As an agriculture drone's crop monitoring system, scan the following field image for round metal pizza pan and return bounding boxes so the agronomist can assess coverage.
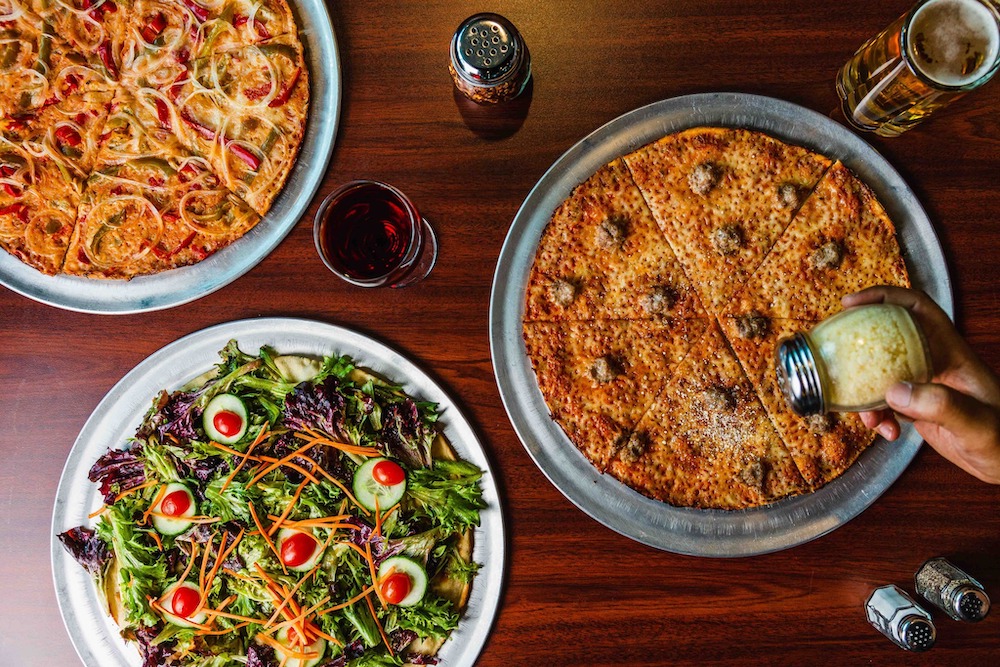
[489,92,953,558]
[0,0,341,314]
[51,318,505,666]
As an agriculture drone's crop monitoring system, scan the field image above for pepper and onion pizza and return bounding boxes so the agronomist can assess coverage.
[0,0,308,278]
[523,127,910,509]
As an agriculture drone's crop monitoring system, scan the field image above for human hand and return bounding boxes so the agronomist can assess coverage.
[843,286,1000,484]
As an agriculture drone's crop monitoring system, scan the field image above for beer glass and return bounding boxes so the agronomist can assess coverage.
[837,0,1000,137]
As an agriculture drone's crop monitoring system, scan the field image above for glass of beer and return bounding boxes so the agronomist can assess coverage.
[837,0,1000,137]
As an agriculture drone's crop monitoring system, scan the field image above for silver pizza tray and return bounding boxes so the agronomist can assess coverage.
[0,0,341,314]
[51,318,505,666]
[489,92,953,557]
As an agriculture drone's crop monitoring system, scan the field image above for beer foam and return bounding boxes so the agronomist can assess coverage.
[907,0,999,86]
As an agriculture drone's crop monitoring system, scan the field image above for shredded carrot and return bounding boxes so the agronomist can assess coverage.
[198,608,271,625]
[88,505,109,519]
[150,598,212,632]
[247,456,320,487]
[176,543,199,587]
[268,479,308,537]
[220,423,269,493]
[113,479,157,503]
[262,566,316,629]
[248,501,286,574]
[140,484,168,525]
[316,471,371,516]
[206,440,251,457]
[202,529,243,600]
[194,621,250,637]
[365,592,394,657]
[256,633,321,661]
[267,595,332,637]
[198,530,218,592]
[365,540,387,608]
[294,427,382,457]
[148,530,164,552]
[316,584,375,614]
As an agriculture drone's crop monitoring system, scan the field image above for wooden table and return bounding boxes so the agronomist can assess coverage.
[3,1,999,664]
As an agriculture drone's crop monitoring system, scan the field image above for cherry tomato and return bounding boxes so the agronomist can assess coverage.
[280,531,317,568]
[213,409,243,437]
[160,489,191,517]
[372,459,405,486]
[380,571,412,605]
[171,585,202,618]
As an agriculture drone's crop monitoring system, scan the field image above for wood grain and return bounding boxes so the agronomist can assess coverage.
[2,1,1000,664]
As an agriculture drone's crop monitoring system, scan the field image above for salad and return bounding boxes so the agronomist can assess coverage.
[59,341,485,667]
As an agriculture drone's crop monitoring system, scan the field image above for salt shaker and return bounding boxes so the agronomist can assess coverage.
[915,557,991,622]
[866,584,936,652]
[449,13,531,104]
[776,304,932,415]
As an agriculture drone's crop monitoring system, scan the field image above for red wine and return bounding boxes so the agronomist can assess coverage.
[317,183,416,281]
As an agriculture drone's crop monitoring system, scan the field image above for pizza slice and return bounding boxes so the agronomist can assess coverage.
[30,0,128,80]
[165,34,307,215]
[524,157,705,321]
[63,90,260,278]
[623,127,831,315]
[523,318,708,470]
[606,320,809,509]
[0,147,80,274]
[726,161,909,320]
[719,315,877,489]
[4,89,114,177]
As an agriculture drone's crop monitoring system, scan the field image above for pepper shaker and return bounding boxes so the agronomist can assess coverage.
[915,557,991,622]
[865,584,936,652]
[449,13,531,104]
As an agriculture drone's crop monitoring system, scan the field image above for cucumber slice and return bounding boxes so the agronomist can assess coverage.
[377,555,427,607]
[352,458,406,512]
[159,581,207,628]
[274,625,326,667]
[151,482,196,536]
[202,393,248,444]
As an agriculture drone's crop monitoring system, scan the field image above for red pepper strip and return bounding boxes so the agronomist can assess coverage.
[97,40,119,78]
[233,14,271,40]
[177,163,201,182]
[55,125,83,147]
[154,98,171,126]
[227,143,261,171]
[268,67,301,108]
[2,183,20,197]
[243,80,272,101]
[180,0,210,22]
[168,70,188,101]
[180,111,215,140]
[140,12,167,43]
[0,203,28,222]
[61,73,81,97]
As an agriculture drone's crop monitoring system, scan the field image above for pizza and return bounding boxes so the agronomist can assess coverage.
[0,0,308,278]
[523,127,911,509]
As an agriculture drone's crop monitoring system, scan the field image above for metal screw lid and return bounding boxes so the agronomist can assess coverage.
[899,616,936,652]
[451,13,524,85]
[775,333,824,416]
[954,586,990,621]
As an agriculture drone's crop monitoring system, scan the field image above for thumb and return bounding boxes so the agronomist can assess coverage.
[885,382,990,435]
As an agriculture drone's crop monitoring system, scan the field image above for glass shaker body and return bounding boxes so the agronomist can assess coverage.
[865,584,936,652]
[915,557,991,622]
[776,304,932,415]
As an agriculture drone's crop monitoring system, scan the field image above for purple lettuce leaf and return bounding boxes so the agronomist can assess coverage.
[378,399,432,469]
[57,526,111,575]
[132,625,172,667]
[246,643,277,667]
[282,377,346,436]
[269,432,349,485]
[88,448,147,504]
[343,517,404,567]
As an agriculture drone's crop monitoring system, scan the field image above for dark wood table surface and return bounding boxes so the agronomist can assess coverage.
[3,1,999,664]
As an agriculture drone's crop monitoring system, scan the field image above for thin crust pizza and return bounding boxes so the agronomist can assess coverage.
[523,128,911,509]
[0,0,309,278]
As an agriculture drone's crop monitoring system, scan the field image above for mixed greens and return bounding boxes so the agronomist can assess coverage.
[59,341,485,667]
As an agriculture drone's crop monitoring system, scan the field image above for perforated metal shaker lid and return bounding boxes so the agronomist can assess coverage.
[451,13,525,85]
[899,616,936,652]
[954,586,991,621]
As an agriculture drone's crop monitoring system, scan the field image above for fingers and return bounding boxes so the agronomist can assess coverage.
[858,408,901,440]
[885,381,990,438]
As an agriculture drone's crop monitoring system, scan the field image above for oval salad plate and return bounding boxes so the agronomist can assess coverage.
[0,0,341,314]
[490,92,952,557]
[51,318,505,666]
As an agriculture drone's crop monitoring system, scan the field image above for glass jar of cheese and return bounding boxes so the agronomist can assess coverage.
[775,304,933,415]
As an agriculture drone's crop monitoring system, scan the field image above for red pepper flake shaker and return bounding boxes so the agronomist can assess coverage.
[449,13,531,104]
